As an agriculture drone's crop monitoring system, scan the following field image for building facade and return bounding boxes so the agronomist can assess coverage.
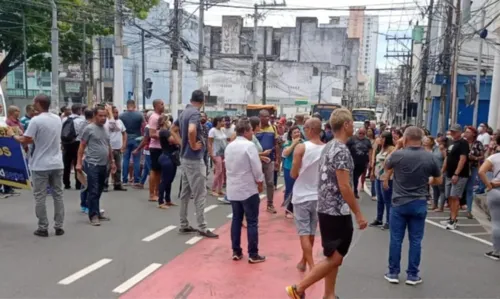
[321,7,379,103]
[202,15,359,115]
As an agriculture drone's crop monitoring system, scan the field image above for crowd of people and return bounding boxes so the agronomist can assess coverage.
[4,90,500,298]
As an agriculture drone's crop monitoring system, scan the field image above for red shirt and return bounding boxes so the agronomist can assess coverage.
[6,118,23,134]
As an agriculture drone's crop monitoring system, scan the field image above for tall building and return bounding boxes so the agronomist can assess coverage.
[322,6,379,103]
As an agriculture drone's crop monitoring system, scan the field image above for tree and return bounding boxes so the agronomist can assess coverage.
[0,0,159,82]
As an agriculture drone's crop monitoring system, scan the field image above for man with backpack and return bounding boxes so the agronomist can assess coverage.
[61,104,85,190]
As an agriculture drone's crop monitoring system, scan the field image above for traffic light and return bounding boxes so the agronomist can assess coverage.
[144,78,153,99]
[464,79,477,106]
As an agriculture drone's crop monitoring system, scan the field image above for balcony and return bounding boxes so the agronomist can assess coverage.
[7,89,50,98]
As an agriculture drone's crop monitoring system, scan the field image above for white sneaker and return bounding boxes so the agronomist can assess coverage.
[446,220,457,230]
[440,220,449,226]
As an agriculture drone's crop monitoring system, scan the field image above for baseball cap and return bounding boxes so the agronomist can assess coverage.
[449,124,462,132]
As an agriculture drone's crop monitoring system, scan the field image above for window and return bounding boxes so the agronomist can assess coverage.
[101,48,114,68]
[272,38,281,56]
[14,69,24,89]
[40,72,51,87]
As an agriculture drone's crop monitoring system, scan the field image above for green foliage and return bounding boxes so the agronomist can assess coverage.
[0,0,159,81]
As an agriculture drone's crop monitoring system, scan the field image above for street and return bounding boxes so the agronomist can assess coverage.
[0,177,497,299]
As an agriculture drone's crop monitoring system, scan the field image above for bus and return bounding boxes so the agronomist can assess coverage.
[312,104,341,122]
[351,108,377,122]
[246,104,277,117]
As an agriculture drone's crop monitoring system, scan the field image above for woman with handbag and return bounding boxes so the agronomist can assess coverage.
[157,115,181,209]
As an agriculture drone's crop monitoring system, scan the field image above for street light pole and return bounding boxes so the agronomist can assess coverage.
[49,0,59,110]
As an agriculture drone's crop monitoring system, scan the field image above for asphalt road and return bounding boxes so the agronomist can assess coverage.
[0,176,497,298]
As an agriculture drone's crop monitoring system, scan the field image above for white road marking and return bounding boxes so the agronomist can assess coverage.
[227,213,233,218]
[186,236,203,245]
[112,263,162,294]
[259,194,266,199]
[58,258,112,285]
[427,216,468,220]
[276,184,284,189]
[425,220,493,246]
[468,231,491,236]
[455,223,483,227]
[185,228,215,245]
[364,183,492,247]
[204,204,218,213]
[142,225,177,242]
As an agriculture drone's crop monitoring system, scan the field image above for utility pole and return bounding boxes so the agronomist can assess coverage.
[439,1,454,133]
[82,20,87,104]
[170,0,181,117]
[262,28,267,104]
[473,8,486,127]
[49,0,59,110]
[178,11,184,113]
[22,12,28,98]
[141,29,146,110]
[198,0,204,90]
[416,0,434,127]
[251,4,258,104]
[113,0,124,111]
[450,0,461,125]
[250,1,286,104]
[318,72,323,104]
[98,37,103,103]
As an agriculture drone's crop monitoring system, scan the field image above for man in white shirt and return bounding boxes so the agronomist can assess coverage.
[477,123,491,147]
[14,94,65,237]
[62,104,85,190]
[225,119,266,264]
[104,105,127,191]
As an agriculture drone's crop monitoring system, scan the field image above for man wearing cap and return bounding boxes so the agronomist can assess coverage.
[441,124,469,230]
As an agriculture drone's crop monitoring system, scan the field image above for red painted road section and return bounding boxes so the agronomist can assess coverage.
[121,190,326,299]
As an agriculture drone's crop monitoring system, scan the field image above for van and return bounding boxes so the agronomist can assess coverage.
[0,86,7,125]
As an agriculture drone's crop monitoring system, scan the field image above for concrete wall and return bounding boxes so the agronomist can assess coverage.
[202,61,338,105]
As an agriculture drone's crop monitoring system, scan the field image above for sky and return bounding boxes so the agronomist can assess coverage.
[173,0,424,71]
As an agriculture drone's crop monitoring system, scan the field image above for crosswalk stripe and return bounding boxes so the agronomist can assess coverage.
[58,258,112,285]
[112,263,162,294]
[142,225,177,242]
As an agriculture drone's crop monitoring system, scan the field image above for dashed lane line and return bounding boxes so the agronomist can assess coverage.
[185,228,215,245]
[58,258,113,285]
[112,263,162,294]
[142,225,177,242]
[204,204,218,213]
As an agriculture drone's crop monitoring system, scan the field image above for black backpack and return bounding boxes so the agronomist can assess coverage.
[61,117,77,144]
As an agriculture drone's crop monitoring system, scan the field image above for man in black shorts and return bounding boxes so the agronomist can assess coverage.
[286,108,368,299]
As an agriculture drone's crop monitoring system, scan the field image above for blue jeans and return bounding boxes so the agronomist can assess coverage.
[283,167,295,213]
[158,154,177,205]
[122,138,141,184]
[85,161,107,219]
[80,162,89,209]
[375,179,392,224]
[388,199,427,277]
[140,154,151,185]
[231,193,260,257]
[465,167,478,213]
[371,181,376,197]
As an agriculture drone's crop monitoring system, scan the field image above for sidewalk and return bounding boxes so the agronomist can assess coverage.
[121,190,326,299]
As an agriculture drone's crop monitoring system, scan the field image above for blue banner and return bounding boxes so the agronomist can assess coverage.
[0,137,30,189]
